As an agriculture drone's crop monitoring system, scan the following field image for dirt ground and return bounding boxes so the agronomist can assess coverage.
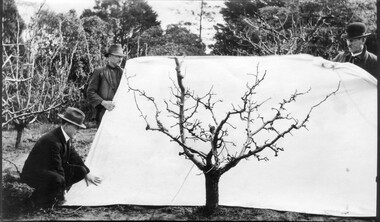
[1,123,376,221]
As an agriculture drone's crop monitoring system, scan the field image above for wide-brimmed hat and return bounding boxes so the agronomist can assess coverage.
[105,44,127,57]
[341,22,372,39]
[58,107,86,128]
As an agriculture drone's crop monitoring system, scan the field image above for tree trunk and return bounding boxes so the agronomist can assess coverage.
[14,123,25,149]
[204,170,221,214]
[199,0,204,40]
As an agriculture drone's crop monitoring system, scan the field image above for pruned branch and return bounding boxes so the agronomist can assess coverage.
[221,81,341,174]
[229,6,335,55]
[2,102,64,127]
[127,73,207,171]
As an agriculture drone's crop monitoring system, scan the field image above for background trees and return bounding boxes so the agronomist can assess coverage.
[2,0,26,44]
[81,0,161,58]
[210,0,377,59]
[2,3,81,148]
[2,0,209,148]
[3,0,376,145]
[2,0,377,217]
[140,24,206,56]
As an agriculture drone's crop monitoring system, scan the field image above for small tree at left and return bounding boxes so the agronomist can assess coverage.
[2,2,80,148]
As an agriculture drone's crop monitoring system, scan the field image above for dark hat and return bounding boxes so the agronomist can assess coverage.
[58,107,86,128]
[341,22,372,39]
[105,44,127,57]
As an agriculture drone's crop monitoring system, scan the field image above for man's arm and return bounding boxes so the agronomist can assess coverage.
[85,173,102,186]
[48,141,65,176]
[68,148,90,173]
[101,100,115,111]
[87,69,116,111]
[87,69,104,108]
[68,147,101,186]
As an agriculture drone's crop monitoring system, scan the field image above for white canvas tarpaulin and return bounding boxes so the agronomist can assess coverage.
[64,55,377,217]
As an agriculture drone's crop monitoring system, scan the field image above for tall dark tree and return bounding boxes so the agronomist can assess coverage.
[211,0,285,55]
[80,15,114,73]
[139,24,206,56]
[81,0,160,58]
[2,0,26,44]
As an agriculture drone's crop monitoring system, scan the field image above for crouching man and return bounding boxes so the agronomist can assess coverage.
[20,107,101,207]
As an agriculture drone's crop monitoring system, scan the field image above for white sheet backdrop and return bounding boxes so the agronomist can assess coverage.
[64,55,377,217]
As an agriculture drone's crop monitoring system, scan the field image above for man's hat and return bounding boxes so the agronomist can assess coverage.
[58,107,87,128]
[105,44,127,57]
[341,22,372,40]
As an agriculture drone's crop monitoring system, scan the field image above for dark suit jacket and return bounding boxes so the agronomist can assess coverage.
[333,46,378,78]
[86,64,123,108]
[21,127,89,179]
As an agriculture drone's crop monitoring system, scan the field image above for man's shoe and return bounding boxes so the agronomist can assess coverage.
[30,192,54,209]
[53,195,66,207]
[57,199,67,206]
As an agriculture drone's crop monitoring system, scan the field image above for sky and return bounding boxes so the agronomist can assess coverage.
[15,0,226,51]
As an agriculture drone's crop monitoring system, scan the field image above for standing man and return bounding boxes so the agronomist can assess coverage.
[21,107,101,207]
[333,22,377,78]
[87,44,127,128]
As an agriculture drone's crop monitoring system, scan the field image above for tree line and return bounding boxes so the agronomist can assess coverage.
[2,0,377,148]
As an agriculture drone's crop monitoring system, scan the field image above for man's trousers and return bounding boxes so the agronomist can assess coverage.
[21,164,87,206]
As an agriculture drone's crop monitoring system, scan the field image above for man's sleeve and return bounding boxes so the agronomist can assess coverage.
[368,54,378,79]
[86,69,104,108]
[49,141,66,176]
[69,149,90,173]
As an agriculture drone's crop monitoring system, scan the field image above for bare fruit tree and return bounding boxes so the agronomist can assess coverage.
[2,16,79,148]
[127,57,340,214]
[232,11,334,56]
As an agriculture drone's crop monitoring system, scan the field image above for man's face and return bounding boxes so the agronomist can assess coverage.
[346,37,365,54]
[66,123,79,139]
[108,54,123,67]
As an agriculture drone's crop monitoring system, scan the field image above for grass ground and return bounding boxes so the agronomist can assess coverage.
[1,122,376,221]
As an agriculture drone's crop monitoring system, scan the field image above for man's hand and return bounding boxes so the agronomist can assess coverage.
[85,173,102,186]
[101,100,115,111]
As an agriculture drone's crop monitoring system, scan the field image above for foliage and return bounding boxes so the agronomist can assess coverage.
[6,0,374,132]
[2,8,83,148]
[81,0,161,58]
[4,0,209,136]
[140,24,206,56]
[2,173,34,217]
[82,0,206,56]
[26,9,115,122]
[81,15,114,71]
[2,0,26,44]
[210,0,377,58]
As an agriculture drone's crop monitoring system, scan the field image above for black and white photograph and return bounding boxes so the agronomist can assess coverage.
[2,0,377,221]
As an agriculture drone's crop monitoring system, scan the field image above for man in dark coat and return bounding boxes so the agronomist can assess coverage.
[21,107,101,207]
[333,22,377,79]
[87,44,127,128]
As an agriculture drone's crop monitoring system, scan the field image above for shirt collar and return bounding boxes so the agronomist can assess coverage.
[350,45,367,57]
[351,51,362,57]
[61,126,70,142]
[107,63,120,70]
